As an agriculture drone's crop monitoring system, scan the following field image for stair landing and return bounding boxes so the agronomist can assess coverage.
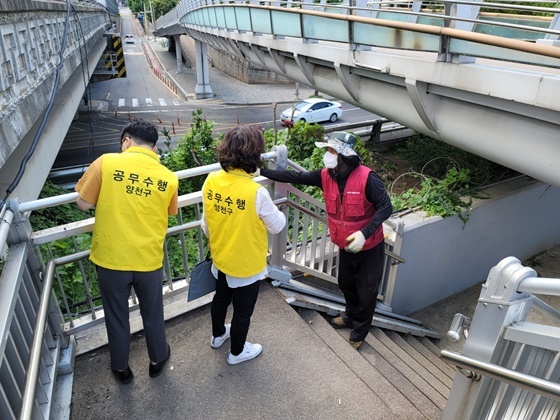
[70,282,457,419]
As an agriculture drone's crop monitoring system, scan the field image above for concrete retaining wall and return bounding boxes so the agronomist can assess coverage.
[209,47,294,85]
[391,177,560,315]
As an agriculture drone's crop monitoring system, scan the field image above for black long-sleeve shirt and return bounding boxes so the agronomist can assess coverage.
[260,165,393,240]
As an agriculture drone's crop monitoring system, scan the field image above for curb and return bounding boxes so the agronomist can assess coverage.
[143,40,192,101]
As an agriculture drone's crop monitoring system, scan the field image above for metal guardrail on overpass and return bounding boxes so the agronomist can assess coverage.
[153,0,560,188]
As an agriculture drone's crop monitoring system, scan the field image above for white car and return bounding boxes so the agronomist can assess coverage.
[124,34,135,44]
[281,98,342,124]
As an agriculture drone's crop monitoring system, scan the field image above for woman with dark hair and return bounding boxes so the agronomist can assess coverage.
[201,125,286,365]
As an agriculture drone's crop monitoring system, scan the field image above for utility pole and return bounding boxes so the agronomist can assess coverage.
[150,0,155,40]
[143,2,151,40]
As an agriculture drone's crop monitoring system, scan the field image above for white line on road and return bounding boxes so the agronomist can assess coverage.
[159,98,167,106]
[118,98,125,107]
[132,98,139,107]
[146,98,153,106]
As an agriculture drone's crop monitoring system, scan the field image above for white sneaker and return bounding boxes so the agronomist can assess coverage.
[227,342,262,365]
[210,324,231,349]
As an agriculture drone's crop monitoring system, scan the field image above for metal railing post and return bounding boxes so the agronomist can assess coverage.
[442,257,541,419]
[266,145,292,283]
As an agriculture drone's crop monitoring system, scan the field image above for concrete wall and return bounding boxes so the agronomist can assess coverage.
[209,47,293,85]
[0,1,109,201]
[391,177,560,315]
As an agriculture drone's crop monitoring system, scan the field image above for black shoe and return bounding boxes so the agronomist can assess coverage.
[149,344,170,378]
[111,366,134,384]
[329,316,352,329]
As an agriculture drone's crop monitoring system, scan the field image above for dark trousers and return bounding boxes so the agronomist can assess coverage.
[211,270,260,356]
[338,241,385,342]
[97,266,168,370]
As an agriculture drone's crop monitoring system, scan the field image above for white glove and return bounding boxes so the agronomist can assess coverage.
[345,231,366,253]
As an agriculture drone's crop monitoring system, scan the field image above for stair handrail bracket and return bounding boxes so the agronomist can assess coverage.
[443,256,560,419]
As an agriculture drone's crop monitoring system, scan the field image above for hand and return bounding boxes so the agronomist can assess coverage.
[345,231,366,253]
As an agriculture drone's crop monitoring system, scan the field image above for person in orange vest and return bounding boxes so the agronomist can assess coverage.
[261,132,392,350]
[75,118,178,383]
[202,125,286,365]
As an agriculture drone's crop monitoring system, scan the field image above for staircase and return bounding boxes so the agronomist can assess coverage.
[68,282,457,419]
[300,309,452,419]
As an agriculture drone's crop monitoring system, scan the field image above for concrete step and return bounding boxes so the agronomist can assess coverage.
[364,328,449,411]
[371,328,451,399]
[403,335,456,380]
[300,309,428,419]
[387,331,454,388]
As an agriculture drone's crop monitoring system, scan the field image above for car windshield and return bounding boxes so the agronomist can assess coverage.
[294,101,312,111]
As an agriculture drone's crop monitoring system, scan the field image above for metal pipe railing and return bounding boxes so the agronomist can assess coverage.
[518,276,560,296]
[16,151,279,215]
[19,250,89,420]
[441,349,560,402]
[0,208,14,261]
[166,0,560,63]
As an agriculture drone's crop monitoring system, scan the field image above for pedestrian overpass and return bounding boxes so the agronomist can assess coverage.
[3,0,560,419]
[154,0,560,188]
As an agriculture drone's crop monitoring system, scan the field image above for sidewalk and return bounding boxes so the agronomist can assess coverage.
[145,35,317,105]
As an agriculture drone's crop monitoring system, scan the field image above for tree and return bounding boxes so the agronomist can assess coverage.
[153,0,178,19]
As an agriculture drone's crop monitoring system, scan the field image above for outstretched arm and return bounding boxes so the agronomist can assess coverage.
[260,167,323,188]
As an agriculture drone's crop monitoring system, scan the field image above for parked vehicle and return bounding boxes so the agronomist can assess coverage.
[124,34,135,44]
[281,98,342,124]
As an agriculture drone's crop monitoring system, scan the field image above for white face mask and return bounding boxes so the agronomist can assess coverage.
[323,151,339,168]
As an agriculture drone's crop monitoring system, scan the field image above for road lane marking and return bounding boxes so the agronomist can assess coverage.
[132,98,139,107]
[146,98,152,106]
[159,98,167,106]
[118,98,125,107]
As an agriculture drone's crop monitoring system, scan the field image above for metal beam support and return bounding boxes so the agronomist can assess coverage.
[334,63,361,103]
[293,53,315,86]
[404,78,439,134]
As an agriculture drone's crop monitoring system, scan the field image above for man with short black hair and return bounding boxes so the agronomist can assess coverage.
[76,118,178,383]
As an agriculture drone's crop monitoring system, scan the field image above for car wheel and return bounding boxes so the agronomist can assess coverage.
[299,118,306,123]
[329,113,338,122]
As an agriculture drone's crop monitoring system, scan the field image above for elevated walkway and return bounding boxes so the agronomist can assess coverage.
[69,282,452,420]
[68,244,560,419]
[154,0,560,188]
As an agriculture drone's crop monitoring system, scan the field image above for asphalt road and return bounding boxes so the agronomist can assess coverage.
[49,10,383,187]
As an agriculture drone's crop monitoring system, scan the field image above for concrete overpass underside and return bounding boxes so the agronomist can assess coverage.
[187,26,560,187]
[154,2,560,187]
[0,1,114,203]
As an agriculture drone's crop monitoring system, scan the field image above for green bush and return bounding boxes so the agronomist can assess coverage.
[395,134,517,187]
[389,134,516,222]
[160,109,222,195]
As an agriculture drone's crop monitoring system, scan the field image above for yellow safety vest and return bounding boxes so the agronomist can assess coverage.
[91,147,178,271]
[203,168,267,277]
